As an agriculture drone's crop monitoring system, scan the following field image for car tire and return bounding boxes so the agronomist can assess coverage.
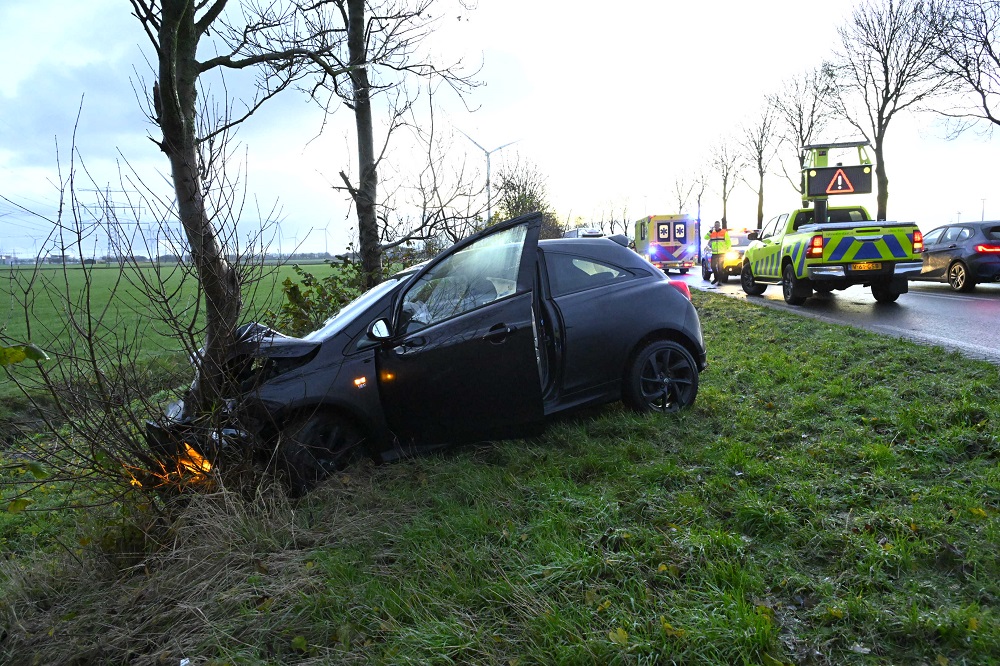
[279,412,365,496]
[718,272,729,285]
[871,281,900,303]
[782,263,809,305]
[624,340,699,414]
[948,261,975,292]
[702,261,712,281]
[741,262,767,296]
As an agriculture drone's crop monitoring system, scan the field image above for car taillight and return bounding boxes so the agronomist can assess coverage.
[975,243,1000,253]
[913,230,924,253]
[806,235,824,258]
[668,280,691,300]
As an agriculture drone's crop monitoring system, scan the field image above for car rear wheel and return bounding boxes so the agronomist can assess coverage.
[948,261,975,292]
[702,261,712,281]
[741,262,766,296]
[782,264,809,305]
[624,340,699,413]
[279,412,365,496]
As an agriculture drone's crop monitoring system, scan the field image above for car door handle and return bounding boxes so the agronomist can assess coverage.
[483,323,516,343]
[393,336,426,354]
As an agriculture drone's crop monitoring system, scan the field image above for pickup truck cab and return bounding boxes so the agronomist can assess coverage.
[741,206,924,304]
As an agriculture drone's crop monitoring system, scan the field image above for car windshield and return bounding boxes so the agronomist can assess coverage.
[729,233,749,247]
[302,272,410,342]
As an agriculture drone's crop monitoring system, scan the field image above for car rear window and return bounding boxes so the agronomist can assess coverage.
[985,226,1000,241]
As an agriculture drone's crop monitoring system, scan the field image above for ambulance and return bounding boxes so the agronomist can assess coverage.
[634,214,700,274]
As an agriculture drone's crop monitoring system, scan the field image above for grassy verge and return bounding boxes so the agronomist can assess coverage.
[1,291,998,664]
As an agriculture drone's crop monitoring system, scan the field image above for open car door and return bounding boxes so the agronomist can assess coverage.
[376,212,543,445]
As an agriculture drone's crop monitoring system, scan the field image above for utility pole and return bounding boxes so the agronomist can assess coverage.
[458,129,518,225]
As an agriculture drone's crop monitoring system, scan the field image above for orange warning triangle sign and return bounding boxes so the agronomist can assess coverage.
[826,168,855,194]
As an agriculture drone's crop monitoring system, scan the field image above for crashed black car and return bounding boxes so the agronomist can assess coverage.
[150,212,707,492]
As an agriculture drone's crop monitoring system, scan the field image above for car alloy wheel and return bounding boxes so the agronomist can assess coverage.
[625,340,699,413]
[948,261,975,292]
[279,413,365,496]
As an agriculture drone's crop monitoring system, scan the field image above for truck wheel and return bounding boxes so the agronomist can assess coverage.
[741,262,767,296]
[871,281,901,303]
[782,264,809,305]
[948,261,975,292]
[679,268,689,275]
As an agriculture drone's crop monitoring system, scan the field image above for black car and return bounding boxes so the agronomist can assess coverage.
[912,221,1000,292]
[151,213,707,492]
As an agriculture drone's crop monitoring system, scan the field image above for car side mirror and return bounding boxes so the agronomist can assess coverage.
[747,230,759,241]
[367,318,391,341]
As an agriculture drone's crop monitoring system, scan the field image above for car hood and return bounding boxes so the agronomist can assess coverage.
[234,322,321,359]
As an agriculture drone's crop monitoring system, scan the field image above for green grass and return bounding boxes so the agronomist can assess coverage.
[0,261,340,428]
[1,290,998,664]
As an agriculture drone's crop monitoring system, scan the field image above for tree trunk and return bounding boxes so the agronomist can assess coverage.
[158,0,242,418]
[347,0,381,289]
[756,172,765,228]
[874,143,889,221]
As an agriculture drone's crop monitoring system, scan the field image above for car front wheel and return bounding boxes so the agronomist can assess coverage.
[279,413,366,496]
[624,340,699,413]
[948,261,975,292]
[741,262,767,296]
[702,261,712,281]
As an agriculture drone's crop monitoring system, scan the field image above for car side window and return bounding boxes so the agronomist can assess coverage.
[761,215,782,239]
[957,227,972,241]
[942,227,962,243]
[399,226,525,333]
[922,228,945,245]
[546,253,632,297]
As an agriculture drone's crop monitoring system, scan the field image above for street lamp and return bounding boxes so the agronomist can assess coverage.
[458,129,518,224]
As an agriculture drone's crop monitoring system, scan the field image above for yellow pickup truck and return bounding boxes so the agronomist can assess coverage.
[740,206,924,304]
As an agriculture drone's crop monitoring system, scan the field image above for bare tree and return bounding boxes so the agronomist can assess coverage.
[740,106,780,229]
[928,0,1000,130]
[769,66,838,204]
[829,0,952,220]
[129,0,342,420]
[709,140,744,228]
[269,0,479,288]
[492,156,563,238]
[672,176,695,214]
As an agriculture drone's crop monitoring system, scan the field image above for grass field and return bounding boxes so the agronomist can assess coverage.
[0,260,340,427]
[1,290,998,664]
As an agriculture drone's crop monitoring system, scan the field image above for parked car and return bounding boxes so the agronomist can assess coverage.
[701,229,751,283]
[149,212,707,493]
[910,221,1000,292]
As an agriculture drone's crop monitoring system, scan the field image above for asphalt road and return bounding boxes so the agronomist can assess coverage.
[677,270,1000,365]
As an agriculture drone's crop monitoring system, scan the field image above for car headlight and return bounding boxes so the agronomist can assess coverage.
[725,250,740,261]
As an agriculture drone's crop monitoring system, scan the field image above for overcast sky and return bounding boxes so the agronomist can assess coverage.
[1,0,996,258]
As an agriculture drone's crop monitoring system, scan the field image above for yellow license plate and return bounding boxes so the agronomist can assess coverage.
[852,262,882,271]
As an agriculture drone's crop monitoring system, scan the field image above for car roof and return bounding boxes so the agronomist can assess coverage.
[540,236,652,270]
